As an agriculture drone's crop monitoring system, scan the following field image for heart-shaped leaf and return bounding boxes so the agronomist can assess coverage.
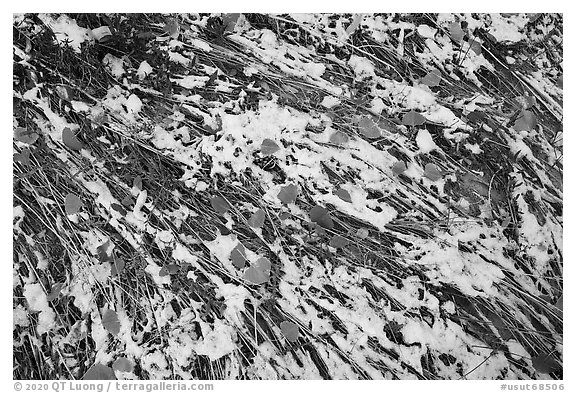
[222,13,241,33]
[329,130,349,146]
[402,111,426,126]
[392,161,408,175]
[335,188,352,203]
[309,205,334,229]
[244,258,271,285]
[210,195,230,215]
[248,209,266,228]
[280,320,299,342]
[14,148,31,165]
[62,127,83,151]
[231,243,247,269]
[514,110,537,132]
[357,116,381,139]
[260,139,280,155]
[450,22,464,42]
[83,364,116,380]
[424,163,442,181]
[102,309,121,336]
[421,70,442,87]
[112,357,134,373]
[329,234,349,249]
[65,193,82,215]
[14,127,39,144]
[277,183,298,205]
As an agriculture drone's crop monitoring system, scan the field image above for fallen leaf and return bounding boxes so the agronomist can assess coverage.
[357,116,381,139]
[356,228,369,239]
[467,110,486,123]
[46,283,64,302]
[110,203,127,216]
[335,188,352,203]
[222,13,241,32]
[309,205,334,229]
[277,183,298,205]
[110,257,125,277]
[62,127,83,151]
[329,130,349,145]
[392,161,408,175]
[469,39,482,55]
[421,70,442,87]
[210,196,230,215]
[531,354,561,374]
[514,110,537,132]
[280,320,299,342]
[244,257,271,285]
[14,127,39,145]
[83,364,116,380]
[248,209,266,228]
[112,357,133,373]
[64,193,82,215]
[231,243,247,269]
[102,309,121,336]
[402,111,426,126]
[260,139,281,155]
[159,264,179,277]
[14,148,31,165]
[424,163,442,181]
[329,234,349,249]
[450,22,465,42]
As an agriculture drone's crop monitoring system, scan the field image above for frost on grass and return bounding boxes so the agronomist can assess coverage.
[13,13,562,380]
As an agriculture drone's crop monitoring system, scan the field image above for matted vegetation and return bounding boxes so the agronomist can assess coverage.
[13,13,562,380]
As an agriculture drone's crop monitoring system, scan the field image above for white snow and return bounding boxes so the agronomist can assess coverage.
[103,54,125,78]
[23,282,56,334]
[136,61,153,80]
[416,129,439,153]
[37,14,91,53]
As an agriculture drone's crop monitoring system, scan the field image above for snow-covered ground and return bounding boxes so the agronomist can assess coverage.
[13,13,562,380]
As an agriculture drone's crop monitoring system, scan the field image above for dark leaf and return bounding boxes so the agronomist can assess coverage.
[231,243,247,269]
[424,163,442,181]
[378,118,400,133]
[280,321,299,342]
[222,13,241,32]
[110,203,127,216]
[402,111,426,126]
[557,74,563,89]
[260,139,281,155]
[392,161,408,175]
[14,148,31,165]
[277,183,298,205]
[335,188,352,203]
[532,354,561,374]
[357,116,381,139]
[64,193,82,215]
[467,110,486,123]
[329,234,349,249]
[514,110,537,132]
[329,130,349,146]
[469,39,482,55]
[62,127,83,151]
[110,257,125,277]
[97,240,113,262]
[210,195,230,215]
[133,176,143,192]
[309,205,334,229]
[14,127,39,145]
[450,22,464,42]
[102,309,121,336]
[112,357,133,373]
[421,70,442,87]
[159,264,179,277]
[83,364,116,380]
[244,257,272,285]
[248,209,266,228]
